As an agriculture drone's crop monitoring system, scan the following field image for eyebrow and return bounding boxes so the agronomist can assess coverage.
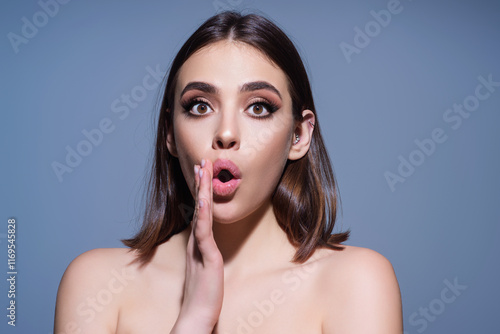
[180,81,282,100]
[180,81,218,97]
[241,81,282,100]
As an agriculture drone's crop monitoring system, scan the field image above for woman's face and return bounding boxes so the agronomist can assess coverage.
[168,40,299,224]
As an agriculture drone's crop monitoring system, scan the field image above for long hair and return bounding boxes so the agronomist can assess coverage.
[123,11,349,264]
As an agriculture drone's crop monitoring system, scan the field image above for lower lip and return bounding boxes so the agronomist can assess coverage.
[212,178,241,197]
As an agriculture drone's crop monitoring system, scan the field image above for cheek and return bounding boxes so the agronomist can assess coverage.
[243,124,292,183]
[175,127,199,159]
[173,112,211,159]
[171,121,208,195]
[252,127,290,159]
[244,113,294,162]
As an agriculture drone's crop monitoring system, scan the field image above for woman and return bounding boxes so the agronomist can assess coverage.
[55,11,402,333]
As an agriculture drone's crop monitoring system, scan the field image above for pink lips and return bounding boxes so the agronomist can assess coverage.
[212,159,241,197]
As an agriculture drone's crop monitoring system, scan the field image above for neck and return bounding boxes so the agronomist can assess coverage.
[184,200,296,280]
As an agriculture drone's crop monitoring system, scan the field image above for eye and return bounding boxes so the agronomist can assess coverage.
[249,104,267,116]
[247,102,277,118]
[188,101,213,115]
[192,102,211,115]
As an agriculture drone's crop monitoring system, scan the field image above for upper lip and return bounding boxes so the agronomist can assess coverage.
[213,159,242,179]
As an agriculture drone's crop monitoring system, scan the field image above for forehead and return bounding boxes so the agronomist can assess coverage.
[176,40,290,97]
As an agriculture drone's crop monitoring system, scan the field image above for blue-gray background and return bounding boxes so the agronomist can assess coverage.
[1,0,499,333]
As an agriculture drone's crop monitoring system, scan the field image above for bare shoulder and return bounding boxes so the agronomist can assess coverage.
[316,245,403,334]
[320,244,396,275]
[65,247,135,270]
[55,248,138,334]
[58,248,137,291]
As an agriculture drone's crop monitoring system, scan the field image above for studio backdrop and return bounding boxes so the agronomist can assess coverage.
[1,0,499,333]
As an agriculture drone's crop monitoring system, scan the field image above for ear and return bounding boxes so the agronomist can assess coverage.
[288,109,315,160]
[165,109,179,157]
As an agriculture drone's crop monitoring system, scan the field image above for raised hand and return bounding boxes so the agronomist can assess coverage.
[171,159,224,333]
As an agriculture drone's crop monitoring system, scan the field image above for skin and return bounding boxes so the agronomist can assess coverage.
[54,41,403,334]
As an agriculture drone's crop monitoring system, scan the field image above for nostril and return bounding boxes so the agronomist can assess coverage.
[216,139,237,149]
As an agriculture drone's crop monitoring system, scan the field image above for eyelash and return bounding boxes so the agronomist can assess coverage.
[180,97,279,120]
[248,98,280,119]
[180,98,212,116]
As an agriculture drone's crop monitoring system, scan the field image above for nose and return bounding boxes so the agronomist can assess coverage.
[213,111,240,150]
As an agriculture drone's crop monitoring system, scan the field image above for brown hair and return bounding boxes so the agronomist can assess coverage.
[123,11,349,264]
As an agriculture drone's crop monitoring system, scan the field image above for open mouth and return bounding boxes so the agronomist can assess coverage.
[217,169,234,183]
[212,159,241,197]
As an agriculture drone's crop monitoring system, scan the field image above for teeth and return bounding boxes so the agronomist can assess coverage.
[217,169,233,183]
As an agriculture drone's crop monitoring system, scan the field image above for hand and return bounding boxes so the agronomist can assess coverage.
[173,159,224,333]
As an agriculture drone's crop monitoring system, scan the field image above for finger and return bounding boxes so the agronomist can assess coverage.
[195,159,212,241]
[196,198,220,264]
[194,164,200,199]
[207,160,213,211]
[193,163,202,228]
[197,159,212,217]
[187,164,200,259]
[187,162,204,258]
[194,160,220,263]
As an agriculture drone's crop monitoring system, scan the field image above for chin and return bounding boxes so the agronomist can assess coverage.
[212,218,238,225]
[212,206,241,225]
[212,197,270,226]
[212,200,259,224]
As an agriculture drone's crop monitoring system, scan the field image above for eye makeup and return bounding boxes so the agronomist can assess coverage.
[246,98,280,119]
[180,95,281,120]
[180,97,213,116]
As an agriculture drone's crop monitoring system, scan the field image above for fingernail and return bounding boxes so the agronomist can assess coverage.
[199,168,203,178]
[201,159,206,168]
[199,199,204,208]
[194,165,199,174]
